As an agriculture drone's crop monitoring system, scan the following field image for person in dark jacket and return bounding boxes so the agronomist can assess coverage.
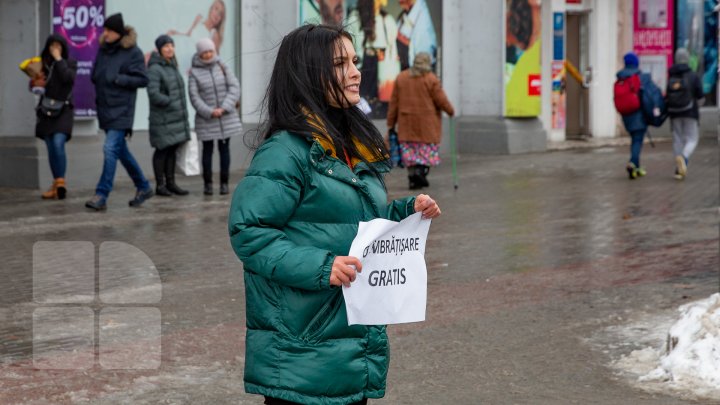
[35,34,77,200]
[147,34,191,196]
[666,48,704,180]
[228,24,441,405]
[85,13,153,211]
[616,52,652,180]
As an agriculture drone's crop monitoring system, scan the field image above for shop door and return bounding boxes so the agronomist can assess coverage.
[566,13,590,139]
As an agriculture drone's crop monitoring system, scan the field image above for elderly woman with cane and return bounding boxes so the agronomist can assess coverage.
[387,52,454,190]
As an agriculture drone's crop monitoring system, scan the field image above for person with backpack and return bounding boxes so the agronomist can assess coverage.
[665,48,704,180]
[614,52,654,180]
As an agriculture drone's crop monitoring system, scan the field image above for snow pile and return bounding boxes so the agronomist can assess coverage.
[639,293,720,394]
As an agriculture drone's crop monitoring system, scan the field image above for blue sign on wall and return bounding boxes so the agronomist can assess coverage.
[553,12,564,60]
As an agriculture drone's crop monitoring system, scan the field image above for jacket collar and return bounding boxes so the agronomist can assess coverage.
[303,108,387,170]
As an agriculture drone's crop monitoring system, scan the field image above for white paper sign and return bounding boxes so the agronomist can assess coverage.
[342,212,431,325]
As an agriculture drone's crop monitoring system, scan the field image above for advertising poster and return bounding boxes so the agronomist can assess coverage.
[52,0,105,118]
[551,13,565,130]
[633,0,674,91]
[677,0,718,104]
[106,0,237,130]
[504,0,542,118]
[299,0,443,119]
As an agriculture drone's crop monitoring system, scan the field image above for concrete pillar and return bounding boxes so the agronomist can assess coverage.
[0,0,45,188]
[454,0,547,154]
[588,0,619,138]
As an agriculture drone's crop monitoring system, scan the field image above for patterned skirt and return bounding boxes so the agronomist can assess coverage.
[400,142,441,167]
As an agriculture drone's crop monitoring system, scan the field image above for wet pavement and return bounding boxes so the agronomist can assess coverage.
[0,139,718,404]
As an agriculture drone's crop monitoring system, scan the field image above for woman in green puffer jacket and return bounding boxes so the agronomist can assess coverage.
[228,24,441,405]
[147,35,191,196]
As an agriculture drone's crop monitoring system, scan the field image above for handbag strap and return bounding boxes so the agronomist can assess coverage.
[43,62,73,104]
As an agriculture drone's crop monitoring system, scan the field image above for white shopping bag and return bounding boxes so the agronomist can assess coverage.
[175,131,200,176]
[342,212,431,325]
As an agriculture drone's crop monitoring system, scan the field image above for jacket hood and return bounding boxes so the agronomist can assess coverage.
[669,64,692,75]
[41,33,69,62]
[191,52,219,68]
[100,26,138,49]
[148,51,176,68]
[617,67,640,79]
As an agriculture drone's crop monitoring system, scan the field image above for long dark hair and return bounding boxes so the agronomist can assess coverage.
[253,24,389,168]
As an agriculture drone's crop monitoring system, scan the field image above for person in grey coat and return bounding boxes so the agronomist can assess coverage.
[188,38,241,195]
[147,35,191,196]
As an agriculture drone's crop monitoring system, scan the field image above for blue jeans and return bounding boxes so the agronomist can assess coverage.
[95,129,150,198]
[44,133,67,179]
[629,130,645,167]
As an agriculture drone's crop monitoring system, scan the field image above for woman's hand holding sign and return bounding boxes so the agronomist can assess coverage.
[414,194,441,219]
[331,256,363,288]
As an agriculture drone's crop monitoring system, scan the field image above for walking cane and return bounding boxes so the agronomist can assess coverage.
[449,117,459,189]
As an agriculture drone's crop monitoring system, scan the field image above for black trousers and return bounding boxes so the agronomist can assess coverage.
[264,397,367,405]
[152,144,179,184]
[202,138,230,184]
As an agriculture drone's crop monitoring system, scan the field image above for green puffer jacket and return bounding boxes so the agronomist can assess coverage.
[146,52,190,150]
[228,130,416,405]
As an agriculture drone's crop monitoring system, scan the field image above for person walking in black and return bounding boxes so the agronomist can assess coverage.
[85,13,153,210]
[35,34,77,200]
[147,34,191,196]
[665,48,704,180]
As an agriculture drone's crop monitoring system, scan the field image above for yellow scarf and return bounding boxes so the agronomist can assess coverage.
[304,109,386,167]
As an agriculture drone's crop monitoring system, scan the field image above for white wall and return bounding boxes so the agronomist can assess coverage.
[241,0,297,124]
[442,0,461,115]
[456,0,504,116]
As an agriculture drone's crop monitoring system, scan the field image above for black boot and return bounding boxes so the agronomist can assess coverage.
[154,172,172,197]
[153,150,172,196]
[203,169,213,195]
[156,180,172,197]
[418,165,430,187]
[408,167,423,190]
[165,149,189,195]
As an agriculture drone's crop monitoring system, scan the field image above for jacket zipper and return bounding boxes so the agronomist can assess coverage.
[209,65,225,137]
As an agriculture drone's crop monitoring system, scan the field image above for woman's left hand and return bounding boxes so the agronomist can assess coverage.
[414,194,441,219]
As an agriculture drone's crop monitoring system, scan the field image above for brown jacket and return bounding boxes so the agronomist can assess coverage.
[387,70,454,144]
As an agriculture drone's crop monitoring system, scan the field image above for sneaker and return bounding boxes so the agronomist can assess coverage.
[636,167,647,177]
[626,163,638,180]
[675,155,687,180]
[85,195,107,211]
[128,188,154,207]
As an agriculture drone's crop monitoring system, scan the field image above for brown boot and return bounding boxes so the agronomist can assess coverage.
[55,178,66,200]
[41,180,58,199]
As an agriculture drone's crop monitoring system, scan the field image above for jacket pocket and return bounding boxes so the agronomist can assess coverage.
[298,293,342,343]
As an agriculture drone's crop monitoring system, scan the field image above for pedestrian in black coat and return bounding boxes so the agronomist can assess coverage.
[85,13,153,211]
[36,33,77,200]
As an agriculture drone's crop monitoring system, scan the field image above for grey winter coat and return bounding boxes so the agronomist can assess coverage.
[147,52,191,150]
[188,54,241,142]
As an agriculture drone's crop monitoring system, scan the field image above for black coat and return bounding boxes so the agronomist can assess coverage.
[35,34,77,140]
[667,64,703,120]
[92,27,148,131]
